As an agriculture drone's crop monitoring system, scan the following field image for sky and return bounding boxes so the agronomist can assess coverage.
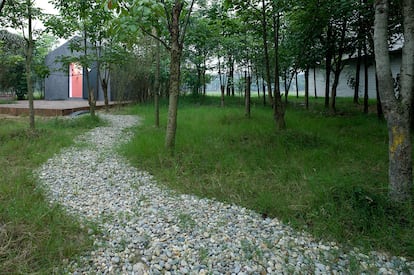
[35,0,57,15]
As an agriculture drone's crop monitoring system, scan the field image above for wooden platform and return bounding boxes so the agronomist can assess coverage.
[0,100,124,116]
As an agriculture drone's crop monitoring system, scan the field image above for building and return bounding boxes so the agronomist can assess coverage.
[44,37,110,101]
[309,49,402,99]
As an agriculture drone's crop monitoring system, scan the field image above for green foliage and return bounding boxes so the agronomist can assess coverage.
[0,115,103,273]
[121,96,414,258]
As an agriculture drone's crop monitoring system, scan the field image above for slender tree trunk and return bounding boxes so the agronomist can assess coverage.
[262,77,266,106]
[255,68,260,98]
[362,42,369,114]
[154,32,161,128]
[261,0,273,106]
[354,47,361,104]
[84,31,96,117]
[245,70,251,118]
[229,57,235,96]
[374,0,413,202]
[219,59,225,107]
[313,66,317,98]
[26,0,34,129]
[305,66,309,109]
[354,0,363,104]
[202,56,207,96]
[273,12,286,130]
[295,72,299,98]
[325,23,333,108]
[331,19,347,113]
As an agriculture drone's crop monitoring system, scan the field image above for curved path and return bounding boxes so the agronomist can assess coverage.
[37,115,414,274]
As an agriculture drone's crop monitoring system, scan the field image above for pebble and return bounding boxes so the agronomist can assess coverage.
[37,114,414,274]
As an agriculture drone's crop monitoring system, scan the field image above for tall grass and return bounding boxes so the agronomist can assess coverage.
[0,115,102,274]
[121,95,414,258]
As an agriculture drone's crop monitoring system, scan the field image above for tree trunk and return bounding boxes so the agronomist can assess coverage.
[305,66,309,109]
[273,12,286,130]
[262,77,266,106]
[374,0,413,202]
[26,0,34,130]
[261,0,273,106]
[363,43,369,114]
[154,32,161,128]
[245,70,251,118]
[219,59,225,107]
[331,19,347,113]
[325,23,333,109]
[354,47,361,104]
[375,72,384,119]
[84,31,96,117]
[313,66,317,98]
[165,2,184,151]
[295,72,299,99]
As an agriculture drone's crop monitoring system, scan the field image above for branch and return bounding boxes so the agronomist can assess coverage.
[160,0,172,33]
[179,0,195,46]
[140,25,171,51]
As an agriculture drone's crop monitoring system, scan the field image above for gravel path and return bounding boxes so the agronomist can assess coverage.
[37,114,414,275]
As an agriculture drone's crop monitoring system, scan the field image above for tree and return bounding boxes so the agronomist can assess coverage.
[48,0,117,117]
[0,30,25,97]
[110,0,196,151]
[374,0,414,202]
[1,0,42,129]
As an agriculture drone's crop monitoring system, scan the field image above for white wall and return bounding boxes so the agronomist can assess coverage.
[309,53,402,99]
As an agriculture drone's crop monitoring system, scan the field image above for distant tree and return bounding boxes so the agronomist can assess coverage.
[0,30,25,96]
[374,0,414,202]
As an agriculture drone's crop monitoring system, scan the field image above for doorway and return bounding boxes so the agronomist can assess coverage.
[69,63,83,98]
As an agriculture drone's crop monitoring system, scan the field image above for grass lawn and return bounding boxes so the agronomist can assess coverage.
[121,95,414,259]
[0,115,102,274]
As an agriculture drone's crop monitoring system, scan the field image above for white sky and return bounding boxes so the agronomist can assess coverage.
[35,0,57,15]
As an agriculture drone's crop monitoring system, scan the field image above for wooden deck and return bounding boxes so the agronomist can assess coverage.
[0,100,124,116]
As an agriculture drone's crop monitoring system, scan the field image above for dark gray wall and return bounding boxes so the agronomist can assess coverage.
[45,38,111,101]
[44,40,73,100]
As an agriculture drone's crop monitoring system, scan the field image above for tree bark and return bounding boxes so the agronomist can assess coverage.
[245,70,251,118]
[219,59,225,107]
[154,32,161,128]
[295,72,299,99]
[313,66,317,98]
[26,0,34,130]
[84,31,96,117]
[363,42,369,114]
[354,47,361,104]
[331,19,347,113]
[374,0,413,202]
[165,1,184,151]
[324,23,333,109]
[273,11,286,130]
[261,0,273,106]
[305,66,309,109]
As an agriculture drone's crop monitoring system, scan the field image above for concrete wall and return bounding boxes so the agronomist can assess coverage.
[45,40,73,100]
[45,38,110,101]
[309,51,402,99]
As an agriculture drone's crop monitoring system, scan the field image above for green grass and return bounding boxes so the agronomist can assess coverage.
[0,115,103,274]
[121,95,414,258]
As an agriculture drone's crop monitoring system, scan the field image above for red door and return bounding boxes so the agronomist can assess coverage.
[69,63,83,98]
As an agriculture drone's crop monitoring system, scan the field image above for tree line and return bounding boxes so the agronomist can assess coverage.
[0,0,413,203]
